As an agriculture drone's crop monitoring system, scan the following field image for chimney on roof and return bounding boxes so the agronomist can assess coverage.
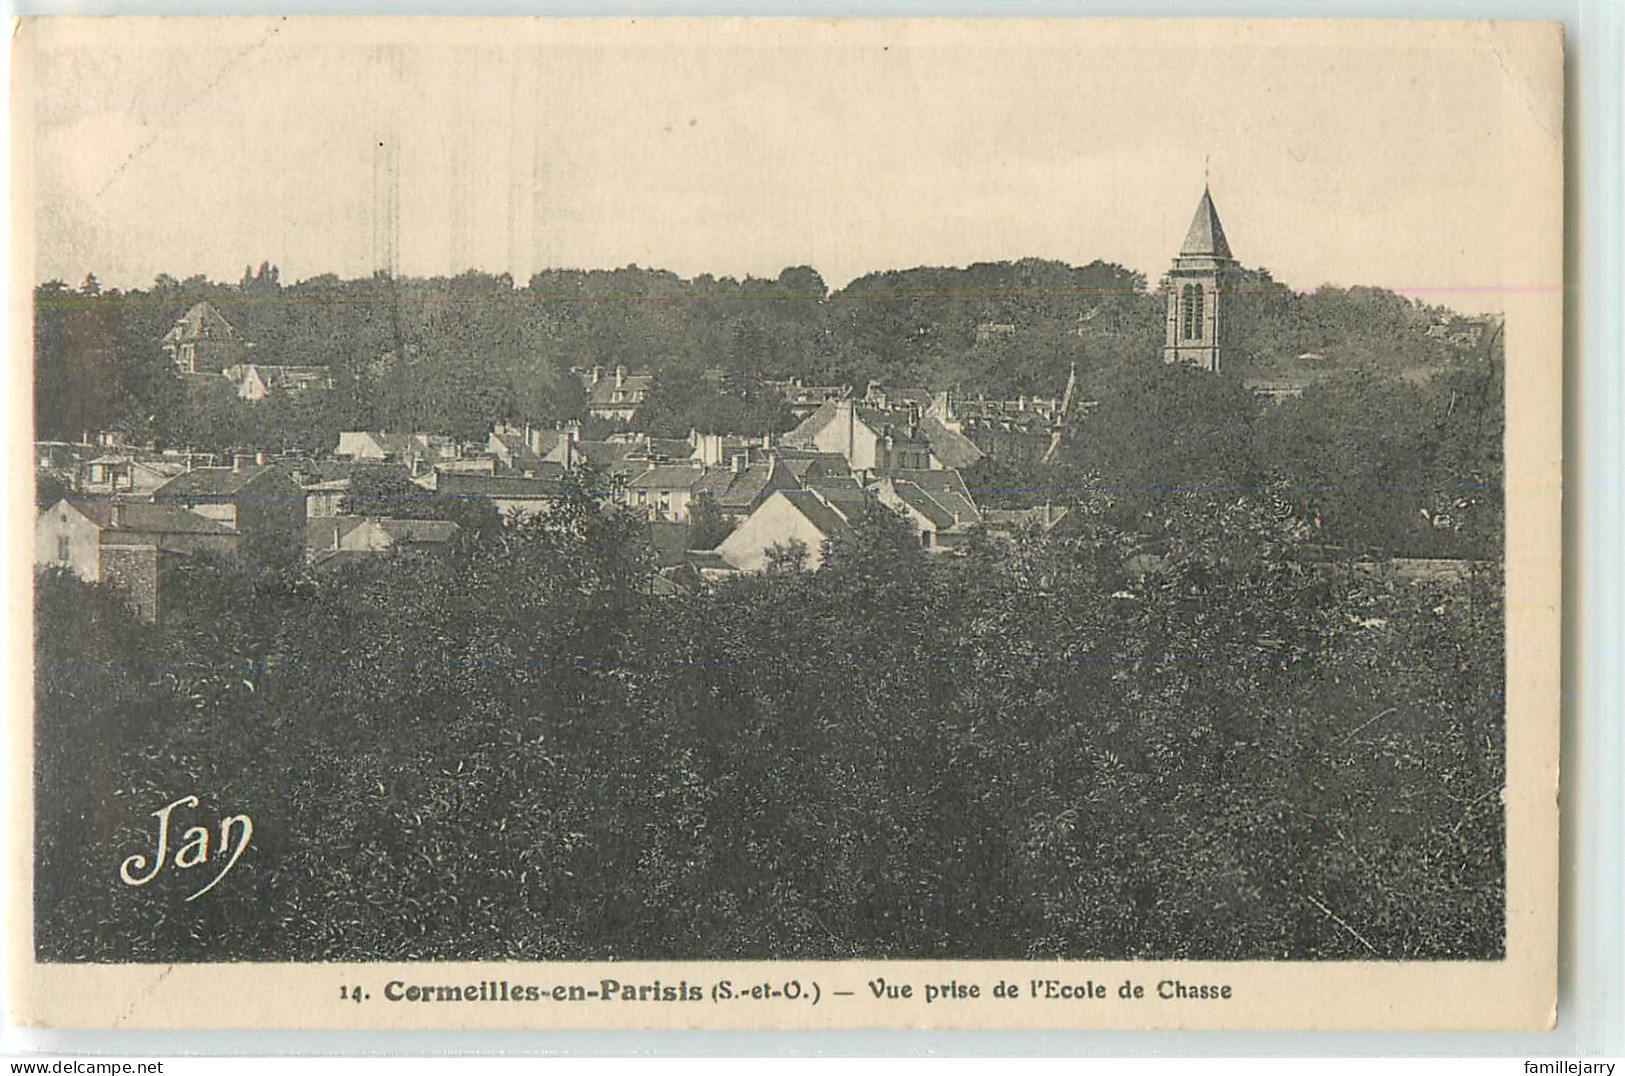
[590,365,603,386]
[615,365,626,388]
[232,454,243,473]
[255,450,266,466]
[730,453,746,475]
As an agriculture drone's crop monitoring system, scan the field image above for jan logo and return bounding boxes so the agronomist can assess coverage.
[119,795,253,902]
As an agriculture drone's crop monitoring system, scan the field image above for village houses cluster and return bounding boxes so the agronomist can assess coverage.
[35,184,1327,621]
[35,350,1086,620]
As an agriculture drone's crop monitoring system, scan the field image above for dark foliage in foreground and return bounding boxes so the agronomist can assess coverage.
[35,489,1505,963]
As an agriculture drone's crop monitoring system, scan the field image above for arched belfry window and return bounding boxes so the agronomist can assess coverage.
[1180,285,1196,340]
[1191,284,1205,341]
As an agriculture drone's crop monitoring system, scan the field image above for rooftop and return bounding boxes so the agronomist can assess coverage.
[153,464,284,498]
[779,489,855,540]
[62,499,238,536]
[1178,185,1235,262]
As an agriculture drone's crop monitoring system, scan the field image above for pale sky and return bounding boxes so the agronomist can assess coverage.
[16,18,1555,313]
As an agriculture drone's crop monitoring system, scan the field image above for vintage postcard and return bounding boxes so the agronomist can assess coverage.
[6,17,1562,1031]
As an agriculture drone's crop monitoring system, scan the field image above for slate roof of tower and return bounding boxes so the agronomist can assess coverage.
[1180,186,1234,261]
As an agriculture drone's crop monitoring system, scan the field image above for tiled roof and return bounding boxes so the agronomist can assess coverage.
[692,459,799,508]
[575,441,638,471]
[435,470,564,498]
[161,302,241,346]
[788,399,936,448]
[779,490,854,540]
[531,429,573,455]
[67,499,238,536]
[588,373,654,406]
[774,449,851,480]
[627,464,706,490]
[785,399,848,442]
[803,475,869,515]
[640,438,695,461]
[489,431,532,455]
[888,481,959,530]
[153,465,284,498]
[882,468,981,525]
[884,467,969,496]
[917,417,985,469]
[870,385,934,407]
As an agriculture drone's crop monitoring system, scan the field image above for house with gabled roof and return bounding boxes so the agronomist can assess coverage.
[772,448,853,482]
[79,454,189,496]
[36,498,242,620]
[915,415,986,470]
[691,456,801,519]
[763,379,851,420]
[801,474,871,519]
[435,469,566,519]
[784,399,936,473]
[151,462,305,564]
[717,489,855,572]
[583,365,654,422]
[573,440,642,480]
[306,516,460,566]
[161,302,248,374]
[872,467,983,552]
[334,432,459,472]
[486,423,578,472]
[224,363,334,401]
[625,463,707,522]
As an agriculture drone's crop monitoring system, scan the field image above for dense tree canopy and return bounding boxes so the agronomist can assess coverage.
[36,480,1504,963]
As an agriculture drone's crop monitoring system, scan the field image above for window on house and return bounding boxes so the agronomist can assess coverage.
[57,535,70,562]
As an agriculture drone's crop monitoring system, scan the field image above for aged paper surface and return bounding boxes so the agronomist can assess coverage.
[6,17,1561,1031]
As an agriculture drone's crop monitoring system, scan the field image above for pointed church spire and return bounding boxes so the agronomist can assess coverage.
[1162,176,1238,374]
[1180,185,1233,261]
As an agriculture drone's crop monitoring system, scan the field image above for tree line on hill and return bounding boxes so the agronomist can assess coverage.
[34,261,1501,561]
[34,477,1505,963]
[34,259,1484,449]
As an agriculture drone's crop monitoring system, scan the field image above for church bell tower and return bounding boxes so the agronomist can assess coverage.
[1162,183,1237,373]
